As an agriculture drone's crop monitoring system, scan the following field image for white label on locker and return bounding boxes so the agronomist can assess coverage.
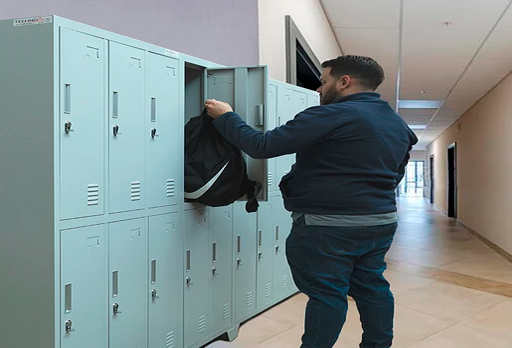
[164,49,180,59]
[14,16,53,26]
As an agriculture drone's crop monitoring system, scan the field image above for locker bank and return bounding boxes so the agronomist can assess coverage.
[0,16,319,348]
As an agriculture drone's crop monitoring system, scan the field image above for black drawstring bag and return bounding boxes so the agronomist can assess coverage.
[184,109,262,213]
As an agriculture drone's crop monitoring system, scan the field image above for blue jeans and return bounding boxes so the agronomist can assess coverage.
[286,217,397,348]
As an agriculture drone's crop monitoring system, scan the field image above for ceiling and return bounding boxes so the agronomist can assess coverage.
[320,0,512,149]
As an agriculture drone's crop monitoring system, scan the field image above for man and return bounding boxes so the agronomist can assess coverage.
[205,55,418,348]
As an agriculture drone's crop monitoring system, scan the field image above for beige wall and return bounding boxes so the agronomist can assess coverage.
[427,73,512,255]
[258,0,342,81]
[410,150,426,161]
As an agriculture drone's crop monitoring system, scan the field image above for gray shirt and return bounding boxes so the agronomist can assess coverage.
[292,212,398,227]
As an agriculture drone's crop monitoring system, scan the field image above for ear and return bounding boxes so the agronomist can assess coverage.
[338,75,351,89]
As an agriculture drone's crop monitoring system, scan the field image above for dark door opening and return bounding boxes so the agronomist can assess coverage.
[429,155,434,204]
[447,144,457,218]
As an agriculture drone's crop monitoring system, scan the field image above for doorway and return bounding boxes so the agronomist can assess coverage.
[399,160,425,197]
[429,155,434,204]
[447,144,457,218]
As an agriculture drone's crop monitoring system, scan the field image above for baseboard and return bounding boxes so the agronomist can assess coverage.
[433,204,448,216]
[458,220,512,264]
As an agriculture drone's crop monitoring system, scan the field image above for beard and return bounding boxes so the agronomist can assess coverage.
[320,84,341,105]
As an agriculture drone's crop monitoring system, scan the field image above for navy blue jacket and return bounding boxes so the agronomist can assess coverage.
[212,92,418,215]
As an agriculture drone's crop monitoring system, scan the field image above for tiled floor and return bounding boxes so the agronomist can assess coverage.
[206,197,512,348]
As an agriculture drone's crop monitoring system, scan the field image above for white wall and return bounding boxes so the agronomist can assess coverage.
[0,0,260,66]
[258,0,341,81]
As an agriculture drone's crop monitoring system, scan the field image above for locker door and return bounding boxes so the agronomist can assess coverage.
[272,197,294,300]
[206,66,269,201]
[266,83,278,197]
[209,206,233,334]
[109,43,145,213]
[109,219,147,348]
[276,89,307,183]
[145,53,180,209]
[61,225,107,348]
[233,202,257,321]
[307,92,320,108]
[60,28,106,220]
[184,209,209,347]
[256,201,275,309]
[148,213,180,348]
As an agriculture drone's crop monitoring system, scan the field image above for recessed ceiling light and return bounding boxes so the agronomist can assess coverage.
[398,100,444,109]
[409,125,427,130]
[442,21,454,27]
[420,90,427,95]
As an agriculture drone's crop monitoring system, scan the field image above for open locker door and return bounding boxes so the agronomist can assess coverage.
[206,66,269,202]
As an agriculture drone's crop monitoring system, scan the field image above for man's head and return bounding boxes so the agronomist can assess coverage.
[317,55,385,105]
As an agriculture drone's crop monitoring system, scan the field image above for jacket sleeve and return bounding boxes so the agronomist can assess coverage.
[395,132,419,185]
[211,106,340,159]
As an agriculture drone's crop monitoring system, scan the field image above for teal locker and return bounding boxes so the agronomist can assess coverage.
[233,202,257,321]
[209,206,234,334]
[60,28,106,220]
[109,218,148,348]
[109,43,146,214]
[272,197,294,300]
[184,209,210,347]
[307,92,320,108]
[206,66,269,202]
[266,83,279,196]
[145,53,180,209]
[148,213,180,348]
[256,201,275,309]
[61,225,108,348]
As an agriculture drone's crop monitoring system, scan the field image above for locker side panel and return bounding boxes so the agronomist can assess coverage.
[109,43,145,214]
[61,225,108,348]
[209,206,234,334]
[233,202,257,321]
[266,84,278,197]
[184,209,210,347]
[272,197,294,300]
[145,53,180,209]
[60,28,106,220]
[149,213,180,348]
[109,218,148,348]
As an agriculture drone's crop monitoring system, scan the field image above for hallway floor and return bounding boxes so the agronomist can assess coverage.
[207,197,512,348]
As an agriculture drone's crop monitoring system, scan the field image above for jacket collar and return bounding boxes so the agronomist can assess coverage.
[332,92,381,104]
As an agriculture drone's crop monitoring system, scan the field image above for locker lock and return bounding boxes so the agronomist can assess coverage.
[212,267,219,276]
[64,121,73,134]
[113,303,121,315]
[113,125,120,136]
[151,289,160,301]
[151,128,157,138]
[186,277,193,286]
[237,258,243,267]
[258,251,264,259]
[65,319,74,333]
[275,245,280,253]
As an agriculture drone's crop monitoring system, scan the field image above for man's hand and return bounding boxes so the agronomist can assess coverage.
[205,99,233,119]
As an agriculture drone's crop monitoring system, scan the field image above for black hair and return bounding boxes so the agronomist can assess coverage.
[321,55,385,90]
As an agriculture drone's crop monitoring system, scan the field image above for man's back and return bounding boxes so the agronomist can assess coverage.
[281,92,417,215]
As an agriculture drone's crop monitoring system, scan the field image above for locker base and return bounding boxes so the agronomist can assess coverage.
[225,324,240,342]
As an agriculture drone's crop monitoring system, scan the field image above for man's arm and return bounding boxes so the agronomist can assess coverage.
[211,107,340,159]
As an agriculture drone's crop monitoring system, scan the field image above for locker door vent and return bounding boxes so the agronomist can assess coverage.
[246,292,253,308]
[166,179,175,197]
[198,316,206,333]
[87,184,100,206]
[131,181,141,201]
[282,276,288,289]
[223,303,230,320]
[267,173,272,187]
[166,331,175,348]
[265,283,271,298]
